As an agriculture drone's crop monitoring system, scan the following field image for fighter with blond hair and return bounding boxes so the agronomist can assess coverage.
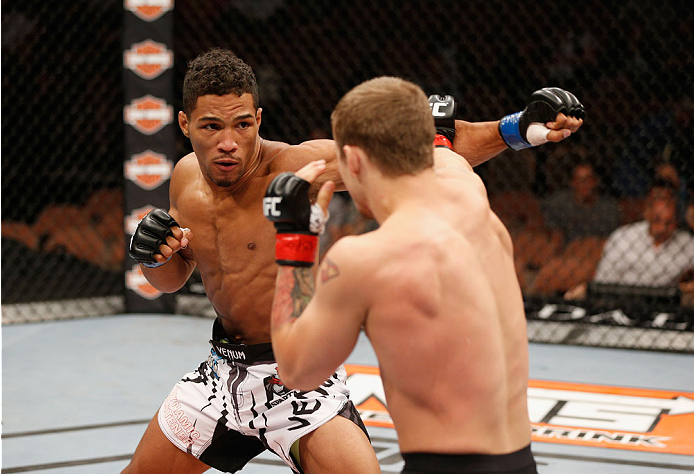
[265,76,583,473]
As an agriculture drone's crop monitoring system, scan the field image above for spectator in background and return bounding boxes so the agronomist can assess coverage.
[541,159,620,245]
[654,160,688,221]
[686,194,694,234]
[682,195,694,306]
[616,158,688,226]
[594,196,693,286]
[531,159,619,296]
[565,192,694,300]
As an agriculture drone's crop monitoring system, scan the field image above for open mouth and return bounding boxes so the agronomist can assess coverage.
[214,160,239,170]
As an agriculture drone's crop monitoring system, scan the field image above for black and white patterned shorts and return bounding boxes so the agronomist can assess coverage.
[157,320,366,473]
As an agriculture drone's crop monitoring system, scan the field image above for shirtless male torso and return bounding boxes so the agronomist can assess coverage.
[125,49,582,474]
[267,77,583,474]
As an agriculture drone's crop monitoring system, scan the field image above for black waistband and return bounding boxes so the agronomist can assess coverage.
[401,445,536,473]
[210,319,275,364]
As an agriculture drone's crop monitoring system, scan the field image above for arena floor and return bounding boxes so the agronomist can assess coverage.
[3,314,694,473]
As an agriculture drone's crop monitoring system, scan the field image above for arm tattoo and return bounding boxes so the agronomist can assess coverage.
[273,266,314,327]
[320,258,340,284]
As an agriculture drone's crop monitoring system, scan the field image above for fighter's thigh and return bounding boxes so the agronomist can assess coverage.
[121,410,211,474]
[299,415,380,474]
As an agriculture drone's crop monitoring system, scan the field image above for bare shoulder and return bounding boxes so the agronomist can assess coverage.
[170,153,201,207]
[172,152,199,177]
[433,147,474,173]
[319,226,434,319]
[434,148,487,198]
[268,139,337,173]
[170,153,198,186]
[319,233,381,279]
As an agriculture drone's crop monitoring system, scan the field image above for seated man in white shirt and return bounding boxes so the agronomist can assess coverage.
[566,194,694,299]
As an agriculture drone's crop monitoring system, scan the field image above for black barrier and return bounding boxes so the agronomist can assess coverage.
[525,295,694,352]
[122,0,176,312]
[526,295,693,331]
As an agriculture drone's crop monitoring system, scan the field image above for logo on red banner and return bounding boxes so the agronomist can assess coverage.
[126,264,163,299]
[124,39,173,79]
[125,205,156,235]
[344,365,694,455]
[125,150,173,190]
[124,0,174,22]
[124,95,173,135]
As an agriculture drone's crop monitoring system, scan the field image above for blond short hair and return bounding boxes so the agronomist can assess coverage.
[331,76,435,176]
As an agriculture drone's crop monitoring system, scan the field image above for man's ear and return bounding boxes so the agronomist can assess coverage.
[343,145,363,177]
[256,107,263,128]
[178,111,190,138]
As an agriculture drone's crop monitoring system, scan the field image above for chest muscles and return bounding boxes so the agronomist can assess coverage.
[175,179,278,278]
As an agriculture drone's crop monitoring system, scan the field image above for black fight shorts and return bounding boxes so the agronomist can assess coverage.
[401,445,538,474]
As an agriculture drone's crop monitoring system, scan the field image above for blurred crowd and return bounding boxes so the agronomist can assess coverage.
[2,0,693,313]
[1,188,125,271]
[318,141,694,307]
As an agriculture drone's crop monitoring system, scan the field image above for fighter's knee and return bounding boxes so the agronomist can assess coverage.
[299,416,380,473]
[119,463,134,474]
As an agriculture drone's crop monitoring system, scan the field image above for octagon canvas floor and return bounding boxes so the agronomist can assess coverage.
[2,314,694,473]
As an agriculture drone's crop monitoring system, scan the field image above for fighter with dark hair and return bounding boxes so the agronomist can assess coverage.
[124,47,583,473]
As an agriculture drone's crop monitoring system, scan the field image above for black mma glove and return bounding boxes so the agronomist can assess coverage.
[128,209,180,268]
[263,172,329,266]
[428,94,457,150]
[499,87,585,151]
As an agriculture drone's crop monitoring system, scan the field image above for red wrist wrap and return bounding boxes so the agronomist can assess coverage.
[434,134,453,150]
[275,233,318,266]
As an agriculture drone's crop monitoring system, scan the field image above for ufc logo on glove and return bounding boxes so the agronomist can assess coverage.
[431,102,447,117]
[263,197,283,217]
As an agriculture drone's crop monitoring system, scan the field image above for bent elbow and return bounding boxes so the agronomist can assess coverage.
[277,362,324,392]
[283,375,325,392]
[147,280,186,293]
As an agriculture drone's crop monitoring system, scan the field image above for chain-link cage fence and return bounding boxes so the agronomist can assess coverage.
[2,0,693,351]
[2,0,125,320]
